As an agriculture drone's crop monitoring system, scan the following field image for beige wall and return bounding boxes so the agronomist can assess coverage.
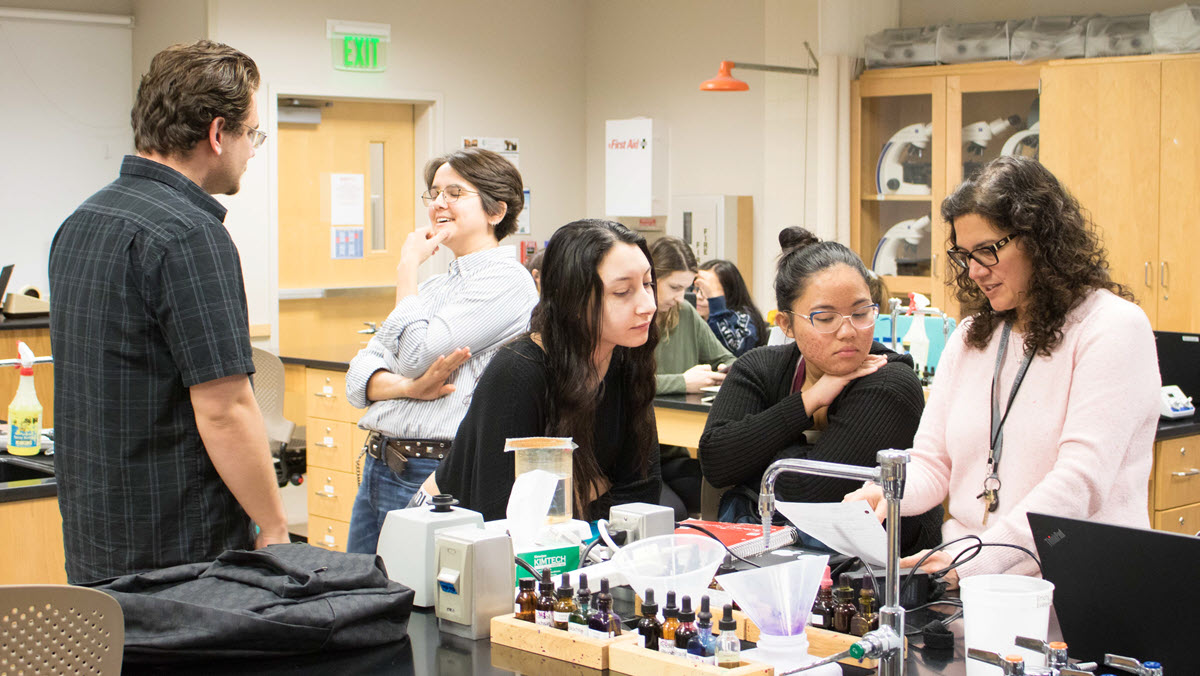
[583,0,768,299]
[130,0,207,96]
[901,0,1181,26]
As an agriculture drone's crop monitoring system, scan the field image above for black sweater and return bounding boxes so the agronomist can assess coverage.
[435,336,662,522]
[698,341,942,555]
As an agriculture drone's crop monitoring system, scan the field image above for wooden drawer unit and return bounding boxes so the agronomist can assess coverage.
[1153,502,1200,536]
[307,467,358,521]
[306,368,359,422]
[306,417,357,474]
[307,515,351,553]
[1153,434,1200,510]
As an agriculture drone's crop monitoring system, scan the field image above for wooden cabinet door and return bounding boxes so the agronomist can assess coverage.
[1159,57,1200,332]
[1041,61,1161,324]
[277,101,415,290]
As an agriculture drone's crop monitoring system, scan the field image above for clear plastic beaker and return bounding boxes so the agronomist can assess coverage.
[506,437,575,524]
[960,574,1055,676]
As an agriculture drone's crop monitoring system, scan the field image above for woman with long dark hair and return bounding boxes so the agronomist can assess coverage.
[695,258,768,356]
[699,228,943,556]
[848,156,1159,583]
[433,220,662,520]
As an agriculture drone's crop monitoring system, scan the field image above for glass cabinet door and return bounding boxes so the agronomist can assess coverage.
[852,76,945,311]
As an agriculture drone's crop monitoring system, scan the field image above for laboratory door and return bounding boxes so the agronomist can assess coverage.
[277,99,415,355]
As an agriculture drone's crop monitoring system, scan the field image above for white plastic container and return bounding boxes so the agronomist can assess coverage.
[960,574,1055,676]
[376,495,483,607]
[7,341,42,456]
[611,534,726,616]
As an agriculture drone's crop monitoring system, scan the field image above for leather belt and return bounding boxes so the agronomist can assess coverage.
[364,431,450,475]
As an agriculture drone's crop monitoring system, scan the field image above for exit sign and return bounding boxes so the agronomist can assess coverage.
[327,19,389,73]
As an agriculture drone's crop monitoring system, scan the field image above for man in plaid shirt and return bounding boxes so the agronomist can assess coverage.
[49,41,288,583]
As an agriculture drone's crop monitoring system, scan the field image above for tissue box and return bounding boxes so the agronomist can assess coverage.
[515,544,581,583]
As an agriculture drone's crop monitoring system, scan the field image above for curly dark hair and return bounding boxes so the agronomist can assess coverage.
[532,220,659,516]
[133,40,259,157]
[942,156,1130,357]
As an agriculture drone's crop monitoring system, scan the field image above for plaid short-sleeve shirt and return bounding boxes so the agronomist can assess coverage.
[49,156,257,584]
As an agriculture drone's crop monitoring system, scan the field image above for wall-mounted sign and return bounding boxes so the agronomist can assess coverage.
[327,19,389,73]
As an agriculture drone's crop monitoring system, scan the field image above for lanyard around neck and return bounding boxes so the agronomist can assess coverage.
[988,321,1034,473]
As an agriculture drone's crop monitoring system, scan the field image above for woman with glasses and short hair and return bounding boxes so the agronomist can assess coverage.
[846,156,1159,584]
[699,227,943,556]
[343,148,537,554]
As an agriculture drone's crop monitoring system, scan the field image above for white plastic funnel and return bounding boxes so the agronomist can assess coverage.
[611,534,725,615]
[715,555,829,636]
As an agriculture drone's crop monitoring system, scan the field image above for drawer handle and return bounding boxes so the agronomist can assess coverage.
[314,491,339,498]
[312,441,338,449]
[314,540,337,549]
[1170,468,1200,478]
[313,393,336,399]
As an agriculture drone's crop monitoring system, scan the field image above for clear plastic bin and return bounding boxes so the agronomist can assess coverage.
[1086,14,1152,57]
[507,437,575,524]
[865,26,939,69]
[1151,3,1200,53]
[1010,15,1088,62]
[937,21,1010,64]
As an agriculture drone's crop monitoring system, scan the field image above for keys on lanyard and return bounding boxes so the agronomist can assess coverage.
[976,460,1002,526]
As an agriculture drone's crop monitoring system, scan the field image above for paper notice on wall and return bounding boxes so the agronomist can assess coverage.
[330,173,365,225]
[775,501,888,566]
[461,136,519,168]
[331,227,364,259]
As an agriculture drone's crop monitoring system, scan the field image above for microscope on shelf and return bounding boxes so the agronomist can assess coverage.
[758,450,911,675]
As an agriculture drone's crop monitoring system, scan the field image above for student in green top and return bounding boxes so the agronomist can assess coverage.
[650,237,736,395]
[649,236,735,518]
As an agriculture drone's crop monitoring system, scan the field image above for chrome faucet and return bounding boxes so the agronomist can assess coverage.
[760,450,910,676]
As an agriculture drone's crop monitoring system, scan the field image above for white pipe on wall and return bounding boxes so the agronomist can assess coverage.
[0,7,134,28]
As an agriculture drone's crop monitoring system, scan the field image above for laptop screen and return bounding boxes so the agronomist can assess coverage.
[1155,330,1200,400]
[0,264,12,303]
[1028,512,1199,669]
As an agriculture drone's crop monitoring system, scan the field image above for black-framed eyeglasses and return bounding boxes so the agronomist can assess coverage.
[947,234,1018,269]
[246,127,267,149]
[786,303,880,334]
[421,185,479,206]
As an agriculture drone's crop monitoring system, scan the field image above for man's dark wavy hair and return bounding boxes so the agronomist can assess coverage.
[942,156,1131,357]
[133,40,259,157]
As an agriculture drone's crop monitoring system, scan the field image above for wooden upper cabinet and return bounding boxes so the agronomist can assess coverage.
[1159,58,1200,333]
[1040,60,1162,325]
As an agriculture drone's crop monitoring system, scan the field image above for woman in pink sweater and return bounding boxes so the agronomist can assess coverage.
[847,157,1159,584]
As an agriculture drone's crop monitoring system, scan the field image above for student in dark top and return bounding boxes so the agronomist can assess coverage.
[698,227,942,556]
[695,258,768,356]
[434,220,662,521]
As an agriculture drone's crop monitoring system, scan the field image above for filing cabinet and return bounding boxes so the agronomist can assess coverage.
[305,367,365,551]
[1150,433,1200,535]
